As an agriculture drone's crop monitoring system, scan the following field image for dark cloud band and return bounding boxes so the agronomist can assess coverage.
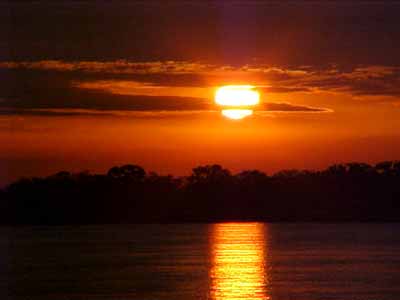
[1,61,400,97]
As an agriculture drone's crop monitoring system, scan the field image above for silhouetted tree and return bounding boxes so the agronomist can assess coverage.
[107,165,145,181]
[2,161,400,224]
[346,162,373,175]
[325,164,347,176]
[189,164,231,184]
[236,170,268,185]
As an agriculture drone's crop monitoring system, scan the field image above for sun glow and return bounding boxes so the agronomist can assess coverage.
[221,109,253,120]
[215,85,260,119]
[215,85,260,107]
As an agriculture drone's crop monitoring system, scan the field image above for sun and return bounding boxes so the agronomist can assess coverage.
[215,85,260,107]
[221,109,253,120]
[215,85,260,119]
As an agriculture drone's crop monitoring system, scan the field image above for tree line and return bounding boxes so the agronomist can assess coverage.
[1,161,400,224]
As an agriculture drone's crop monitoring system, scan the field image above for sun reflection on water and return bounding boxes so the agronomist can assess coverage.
[210,223,269,300]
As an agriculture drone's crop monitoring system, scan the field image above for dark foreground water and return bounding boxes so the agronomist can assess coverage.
[1,223,400,300]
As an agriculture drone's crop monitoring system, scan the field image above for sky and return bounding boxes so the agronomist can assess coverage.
[1,1,400,185]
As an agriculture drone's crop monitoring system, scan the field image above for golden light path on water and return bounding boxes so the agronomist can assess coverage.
[210,223,269,300]
[215,85,260,120]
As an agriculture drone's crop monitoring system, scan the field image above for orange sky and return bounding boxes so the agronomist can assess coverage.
[2,2,400,185]
[2,89,400,185]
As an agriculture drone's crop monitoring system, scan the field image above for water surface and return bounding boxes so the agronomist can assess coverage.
[2,223,400,300]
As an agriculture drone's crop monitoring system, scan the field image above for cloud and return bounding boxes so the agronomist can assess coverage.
[0,60,399,117]
[0,60,217,75]
[0,94,213,111]
[1,60,400,98]
[259,86,311,93]
[0,101,331,117]
[261,102,332,113]
[73,80,209,98]
[0,66,331,114]
[0,108,214,118]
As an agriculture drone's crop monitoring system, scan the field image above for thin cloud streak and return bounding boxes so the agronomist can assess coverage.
[0,100,331,117]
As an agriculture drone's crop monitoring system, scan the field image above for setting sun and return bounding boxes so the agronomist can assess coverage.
[215,85,260,119]
[221,109,253,120]
[215,85,260,107]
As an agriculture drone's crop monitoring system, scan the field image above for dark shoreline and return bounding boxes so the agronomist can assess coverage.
[1,162,399,225]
